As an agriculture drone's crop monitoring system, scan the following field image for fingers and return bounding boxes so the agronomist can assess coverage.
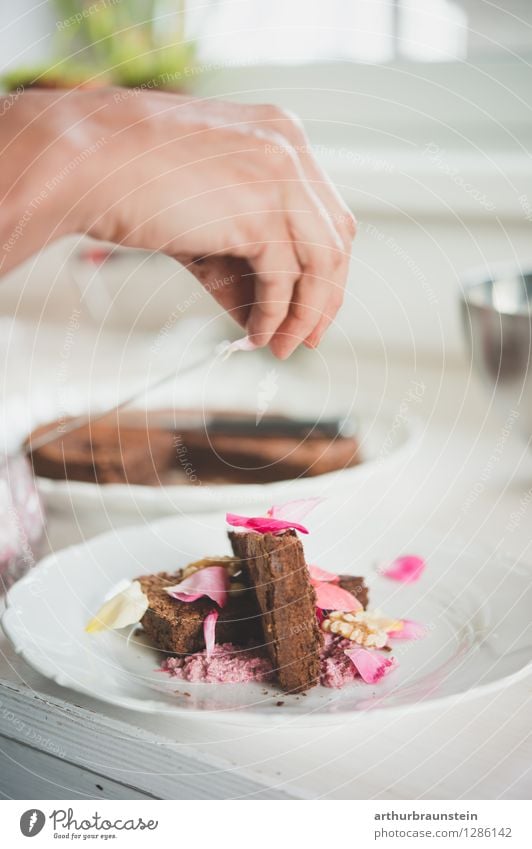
[285,133,353,349]
[177,230,302,349]
[304,291,343,349]
[256,105,357,249]
[269,276,330,359]
[177,107,354,359]
[177,254,255,328]
[296,148,357,249]
[267,253,346,359]
[245,235,301,347]
[253,106,355,352]
[294,149,353,348]
[260,176,343,357]
[268,263,346,359]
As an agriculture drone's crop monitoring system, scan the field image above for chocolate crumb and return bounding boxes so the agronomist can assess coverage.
[276,701,285,707]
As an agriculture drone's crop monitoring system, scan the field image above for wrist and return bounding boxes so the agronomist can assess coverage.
[0,89,127,273]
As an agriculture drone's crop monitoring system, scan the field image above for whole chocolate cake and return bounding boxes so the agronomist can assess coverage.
[26,409,361,486]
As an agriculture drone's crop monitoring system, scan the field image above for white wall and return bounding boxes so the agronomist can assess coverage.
[0,0,55,73]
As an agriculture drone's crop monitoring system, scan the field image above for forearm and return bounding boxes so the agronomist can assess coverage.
[0,90,103,274]
[0,88,202,273]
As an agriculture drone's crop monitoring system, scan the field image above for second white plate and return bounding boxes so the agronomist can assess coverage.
[33,406,418,519]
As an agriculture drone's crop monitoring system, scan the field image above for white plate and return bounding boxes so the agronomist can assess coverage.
[3,509,532,725]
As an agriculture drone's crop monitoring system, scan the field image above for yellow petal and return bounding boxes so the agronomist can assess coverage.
[85,581,149,633]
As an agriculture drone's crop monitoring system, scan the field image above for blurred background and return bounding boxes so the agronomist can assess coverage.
[0,0,530,363]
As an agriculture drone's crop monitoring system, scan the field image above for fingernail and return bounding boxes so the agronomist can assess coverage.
[270,341,294,360]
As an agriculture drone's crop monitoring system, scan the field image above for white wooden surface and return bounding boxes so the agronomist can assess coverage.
[0,681,294,800]
[2,335,532,799]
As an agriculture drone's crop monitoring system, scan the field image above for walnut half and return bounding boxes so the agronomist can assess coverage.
[321,609,402,648]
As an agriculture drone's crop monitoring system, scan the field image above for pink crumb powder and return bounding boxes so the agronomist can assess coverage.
[160,634,369,689]
[319,633,360,688]
[161,643,274,684]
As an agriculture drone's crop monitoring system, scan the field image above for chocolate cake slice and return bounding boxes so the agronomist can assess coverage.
[337,575,369,611]
[137,566,261,654]
[229,530,323,693]
[138,568,368,656]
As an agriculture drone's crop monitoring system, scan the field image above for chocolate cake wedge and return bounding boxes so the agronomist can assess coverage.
[337,575,369,610]
[229,529,323,693]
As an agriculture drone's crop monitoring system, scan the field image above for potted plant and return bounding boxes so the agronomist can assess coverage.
[3,0,196,91]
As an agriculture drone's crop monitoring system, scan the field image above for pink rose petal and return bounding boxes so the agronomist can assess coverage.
[388,619,428,640]
[230,336,257,352]
[314,581,363,612]
[344,647,398,684]
[381,555,426,583]
[268,497,324,524]
[226,498,322,536]
[203,610,219,658]
[218,336,258,361]
[308,564,340,583]
[165,566,230,608]
[226,513,309,535]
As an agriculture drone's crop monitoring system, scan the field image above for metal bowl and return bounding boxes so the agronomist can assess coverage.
[460,266,532,439]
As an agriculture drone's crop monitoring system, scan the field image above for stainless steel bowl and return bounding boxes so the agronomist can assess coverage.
[460,266,532,439]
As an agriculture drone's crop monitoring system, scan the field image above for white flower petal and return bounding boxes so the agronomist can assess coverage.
[86,581,149,633]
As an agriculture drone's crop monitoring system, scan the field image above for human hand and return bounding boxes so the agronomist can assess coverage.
[0,89,356,358]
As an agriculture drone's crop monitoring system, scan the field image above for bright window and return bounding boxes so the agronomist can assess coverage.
[188,0,531,65]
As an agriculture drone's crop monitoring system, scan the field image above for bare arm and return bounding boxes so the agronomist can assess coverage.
[0,88,356,358]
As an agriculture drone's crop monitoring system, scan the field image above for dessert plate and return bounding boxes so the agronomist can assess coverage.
[4,509,532,725]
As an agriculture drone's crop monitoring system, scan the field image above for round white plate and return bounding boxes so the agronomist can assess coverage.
[6,387,418,518]
[36,408,418,518]
[4,510,531,725]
